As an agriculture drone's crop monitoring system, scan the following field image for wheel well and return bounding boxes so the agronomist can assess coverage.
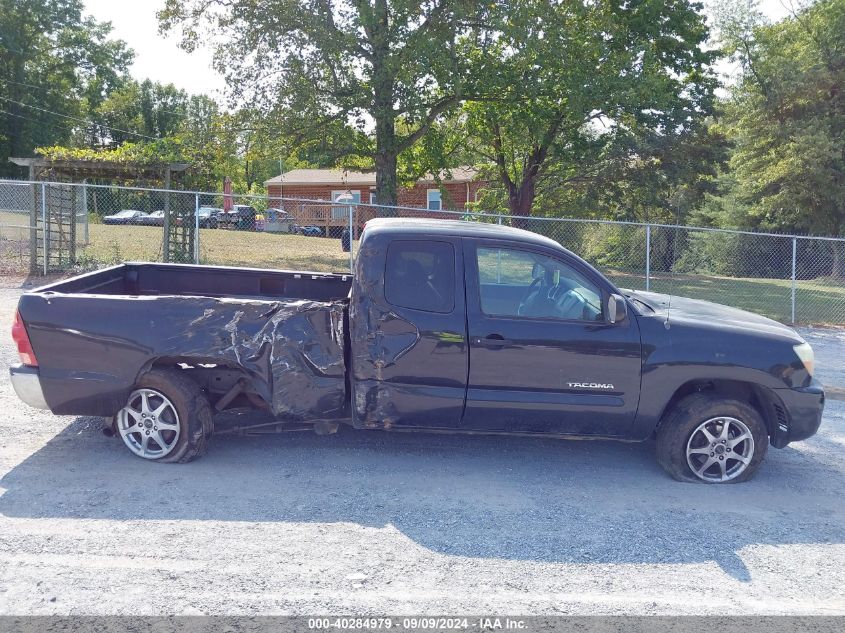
[658,379,783,437]
[142,357,269,411]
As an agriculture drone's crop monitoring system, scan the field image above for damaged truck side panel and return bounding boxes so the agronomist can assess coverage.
[349,231,468,430]
[17,265,350,419]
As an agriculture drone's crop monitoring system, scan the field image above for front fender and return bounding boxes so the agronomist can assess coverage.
[629,315,803,439]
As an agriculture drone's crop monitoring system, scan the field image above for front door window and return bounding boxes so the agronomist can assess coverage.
[476,247,603,321]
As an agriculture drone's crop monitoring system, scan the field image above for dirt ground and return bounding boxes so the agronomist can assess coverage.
[0,278,843,615]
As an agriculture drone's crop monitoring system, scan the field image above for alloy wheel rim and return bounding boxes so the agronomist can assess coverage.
[686,416,754,482]
[116,389,181,459]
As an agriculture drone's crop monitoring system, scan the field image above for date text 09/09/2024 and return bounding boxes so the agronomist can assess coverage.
[308,617,528,630]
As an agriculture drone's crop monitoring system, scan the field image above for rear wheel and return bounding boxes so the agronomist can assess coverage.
[114,369,212,463]
[656,394,768,483]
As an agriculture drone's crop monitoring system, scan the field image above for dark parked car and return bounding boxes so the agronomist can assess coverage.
[299,225,324,237]
[102,210,146,225]
[219,204,256,230]
[137,210,165,227]
[197,207,220,228]
[176,207,220,229]
[9,219,824,482]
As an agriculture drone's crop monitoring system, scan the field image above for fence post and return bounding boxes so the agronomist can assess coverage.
[348,203,354,273]
[41,183,47,275]
[29,184,38,274]
[162,176,171,263]
[645,224,651,291]
[791,237,797,325]
[194,193,200,264]
[82,183,89,245]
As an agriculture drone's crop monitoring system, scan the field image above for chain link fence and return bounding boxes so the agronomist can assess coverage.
[1,180,844,325]
[0,180,89,274]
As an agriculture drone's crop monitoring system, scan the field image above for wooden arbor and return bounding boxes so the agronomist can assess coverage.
[9,158,190,273]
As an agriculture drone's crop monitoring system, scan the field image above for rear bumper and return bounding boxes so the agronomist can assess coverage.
[772,379,825,446]
[9,364,49,410]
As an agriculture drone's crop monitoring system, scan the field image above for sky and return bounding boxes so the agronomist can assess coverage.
[83,0,798,100]
[83,0,227,97]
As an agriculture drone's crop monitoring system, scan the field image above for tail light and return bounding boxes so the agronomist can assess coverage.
[11,310,37,366]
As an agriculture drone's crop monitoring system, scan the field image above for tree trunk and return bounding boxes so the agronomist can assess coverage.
[373,92,398,211]
[375,147,398,213]
[507,175,536,229]
[369,0,399,213]
[244,159,253,191]
[243,136,254,190]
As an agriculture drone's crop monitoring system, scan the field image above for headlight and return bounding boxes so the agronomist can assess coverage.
[793,342,814,376]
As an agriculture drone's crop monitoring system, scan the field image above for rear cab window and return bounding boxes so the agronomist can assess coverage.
[385,241,455,313]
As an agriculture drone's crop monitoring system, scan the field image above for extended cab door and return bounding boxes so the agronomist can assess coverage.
[461,239,642,436]
[349,233,468,428]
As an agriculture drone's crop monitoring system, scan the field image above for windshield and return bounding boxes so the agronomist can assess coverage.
[115,210,138,218]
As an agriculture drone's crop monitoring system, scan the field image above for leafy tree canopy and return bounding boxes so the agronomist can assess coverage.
[716,0,844,241]
[158,0,490,206]
[462,0,719,219]
[0,0,133,176]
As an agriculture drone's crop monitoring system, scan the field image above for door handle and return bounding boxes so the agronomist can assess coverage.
[475,334,511,347]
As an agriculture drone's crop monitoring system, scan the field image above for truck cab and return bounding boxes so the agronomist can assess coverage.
[350,219,641,437]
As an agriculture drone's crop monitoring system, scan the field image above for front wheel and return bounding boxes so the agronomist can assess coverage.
[656,394,768,483]
[114,369,212,463]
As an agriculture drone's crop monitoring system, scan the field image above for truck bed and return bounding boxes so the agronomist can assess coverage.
[35,262,352,302]
[18,262,352,419]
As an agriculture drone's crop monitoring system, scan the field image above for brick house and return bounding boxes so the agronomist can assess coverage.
[264,167,487,235]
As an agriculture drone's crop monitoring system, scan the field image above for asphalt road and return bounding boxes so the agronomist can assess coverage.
[0,280,843,615]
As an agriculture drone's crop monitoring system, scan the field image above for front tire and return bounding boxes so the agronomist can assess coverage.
[656,394,768,483]
[114,369,212,463]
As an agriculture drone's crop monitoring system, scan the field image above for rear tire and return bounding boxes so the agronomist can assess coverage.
[114,369,212,463]
[656,393,768,483]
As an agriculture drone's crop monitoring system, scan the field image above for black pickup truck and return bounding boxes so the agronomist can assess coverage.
[9,218,824,483]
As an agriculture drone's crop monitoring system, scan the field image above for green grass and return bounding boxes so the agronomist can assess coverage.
[607,270,845,325]
[0,210,34,274]
[82,223,357,273]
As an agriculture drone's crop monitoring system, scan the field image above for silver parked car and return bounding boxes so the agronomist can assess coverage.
[102,210,147,225]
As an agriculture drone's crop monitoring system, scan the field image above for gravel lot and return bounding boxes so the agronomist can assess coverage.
[0,279,843,615]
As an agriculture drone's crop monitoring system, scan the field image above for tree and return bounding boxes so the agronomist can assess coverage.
[717,0,845,274]
[92,78,224,189]
[96,79,214,144]
[159,0,487,207]
[463,0,718,218]
[214,109,297,194]
[0,0,132,176]
[549,122,727,223]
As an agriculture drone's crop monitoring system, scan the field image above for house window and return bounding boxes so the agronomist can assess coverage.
[427,189,441,211]
[332,190,360,219]
[369,192,377,205]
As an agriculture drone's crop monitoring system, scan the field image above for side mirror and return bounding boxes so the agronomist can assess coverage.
[607,294,628,324]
